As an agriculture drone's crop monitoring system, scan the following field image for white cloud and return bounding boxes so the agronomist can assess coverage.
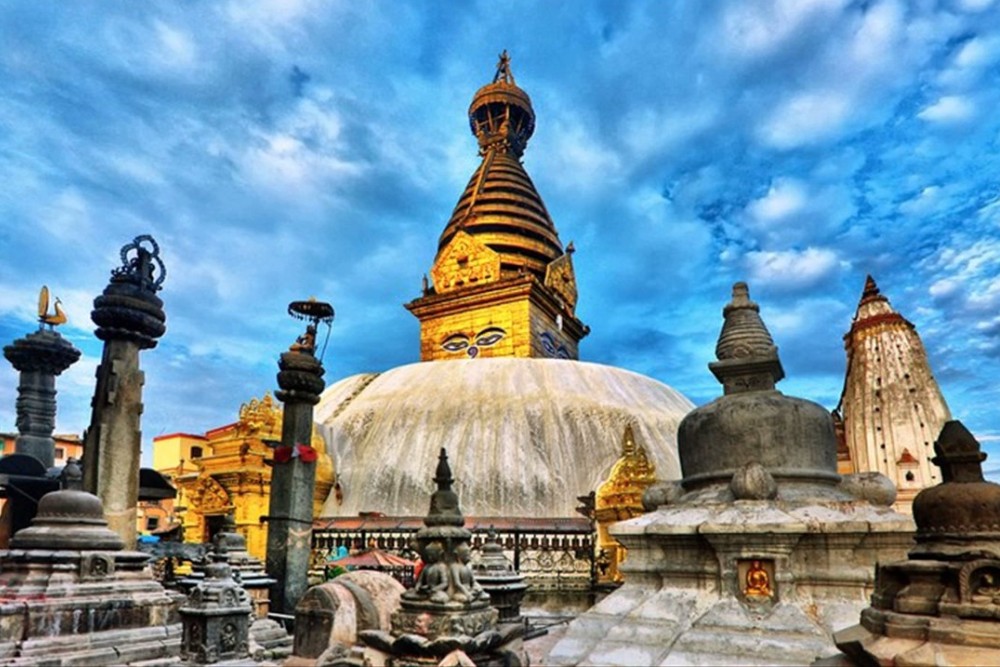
[747,178,808,222]
[918,95,976,123]
[757,90,853,149]
[745,247,844,290]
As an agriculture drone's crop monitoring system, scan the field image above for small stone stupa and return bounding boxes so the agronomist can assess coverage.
[836,420,1000,665]
[0,461,182,663]
[359,448,524,665]
[547,282,915,666]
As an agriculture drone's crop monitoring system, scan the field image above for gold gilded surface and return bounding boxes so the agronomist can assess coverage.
[431,230,501,294]
[408,52,589,361]
[544,249,578,313]
[594,425,657,583]
[146,393,334,560]
[37,285,68,327]
[236,392,281,436]
[741,559,774,599]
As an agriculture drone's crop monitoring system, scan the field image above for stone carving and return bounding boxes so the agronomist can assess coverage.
[547,283,913,666]
[3,311,81,469]
[642,480,684,510]
[839,472,897,507]
[179,562,252,664]
[359,448,524,664]
[82,235,167,548]
[836,421,1000,664]
[266,297,331,617]
[0,486,181,662]
[744,560,772,598]
[730,462,777,500]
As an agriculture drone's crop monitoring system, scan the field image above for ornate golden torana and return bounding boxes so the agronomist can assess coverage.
[406,51,588,362]
[594,424,657,583]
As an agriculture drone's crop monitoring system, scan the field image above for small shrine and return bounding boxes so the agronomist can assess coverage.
[179,562,253,664]
[471,528,529,624]
[546,283,915,666]
[359,448,525,665]
[594,424,657,584]
[836,420,1000,665]
[0,462,182,663]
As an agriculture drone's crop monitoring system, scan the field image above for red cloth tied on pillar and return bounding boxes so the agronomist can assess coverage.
[274,443,318,463]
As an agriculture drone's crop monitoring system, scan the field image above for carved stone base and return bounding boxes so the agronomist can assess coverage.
[390,605,498,641]
[359,620,524,666]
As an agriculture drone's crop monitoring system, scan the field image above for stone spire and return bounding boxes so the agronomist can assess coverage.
[82,235,166,548]
[265,297,331,616]
[406,51,588,361]
[3,287,81,469]
[835,274,951,513]
[710,281,785,394]
[360,448,525,664]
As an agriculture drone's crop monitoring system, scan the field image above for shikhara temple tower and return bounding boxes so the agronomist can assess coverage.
[405,50,587,361]
[834,275,951,513]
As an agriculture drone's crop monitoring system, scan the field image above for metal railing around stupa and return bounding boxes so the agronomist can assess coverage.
[311,515,596,591]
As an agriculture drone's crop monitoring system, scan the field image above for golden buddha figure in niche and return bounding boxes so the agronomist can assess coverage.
[745,559,772,598]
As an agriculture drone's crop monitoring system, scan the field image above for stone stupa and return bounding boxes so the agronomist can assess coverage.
[546,282,915,666]
[359,448,524,665]
[836,420,1000,665]
[0,460,182,664]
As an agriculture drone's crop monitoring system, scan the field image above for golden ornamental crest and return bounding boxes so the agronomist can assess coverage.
[237,393,281,436]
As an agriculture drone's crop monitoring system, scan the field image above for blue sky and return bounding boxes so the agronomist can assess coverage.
[1,1,999,474]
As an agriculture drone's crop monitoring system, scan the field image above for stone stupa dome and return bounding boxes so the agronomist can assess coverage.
[316,358,693,518]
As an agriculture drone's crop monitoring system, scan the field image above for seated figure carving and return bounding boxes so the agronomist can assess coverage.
[403,541,451,603]
[745,560,772,598]
[450,543,488,603]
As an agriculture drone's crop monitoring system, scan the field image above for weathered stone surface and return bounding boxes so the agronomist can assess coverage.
[0,488,182,664]
[4,328,80,469]
[839,472,897,507]
[836,421,1000,665]
[316,358,693,519]
[267,329,326,617]
[83,235,167,549]
[546,284,914,666]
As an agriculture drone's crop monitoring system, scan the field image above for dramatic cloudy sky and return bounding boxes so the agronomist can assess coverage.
[1,1,999,473]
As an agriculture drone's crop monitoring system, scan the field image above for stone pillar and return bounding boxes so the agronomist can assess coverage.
[82,235,166,548]
[4,328,80,469]
[266,303,329,616]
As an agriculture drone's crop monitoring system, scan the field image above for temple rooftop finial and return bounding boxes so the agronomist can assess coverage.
[493,49,515,84]
[860,274,883,304]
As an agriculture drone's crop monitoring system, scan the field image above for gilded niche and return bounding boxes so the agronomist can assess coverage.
[431,231,501,293]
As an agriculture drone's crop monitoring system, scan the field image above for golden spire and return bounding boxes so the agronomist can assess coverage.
[437,51,563,283]
[406,52,589,362]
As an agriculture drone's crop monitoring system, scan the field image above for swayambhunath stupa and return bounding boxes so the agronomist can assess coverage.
[3,3,1000,665]
[315,53,693,524]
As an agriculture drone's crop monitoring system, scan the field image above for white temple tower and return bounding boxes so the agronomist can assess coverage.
[834,275,951,513]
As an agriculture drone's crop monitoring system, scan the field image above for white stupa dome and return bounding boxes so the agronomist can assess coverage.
[316,358,693,518]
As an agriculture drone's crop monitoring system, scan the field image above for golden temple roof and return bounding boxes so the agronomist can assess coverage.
[436,51,566,284]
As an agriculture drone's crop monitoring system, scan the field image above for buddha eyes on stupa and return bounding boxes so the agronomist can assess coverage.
[441,327,507,356]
